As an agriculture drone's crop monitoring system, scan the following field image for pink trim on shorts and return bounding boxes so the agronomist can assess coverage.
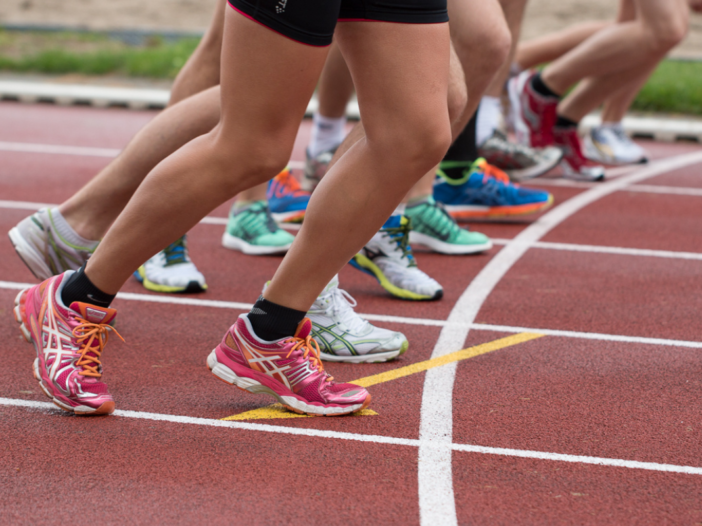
[228,3,331,47]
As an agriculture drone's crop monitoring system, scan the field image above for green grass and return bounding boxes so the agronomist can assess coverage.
[630,60,702,115]
[0,30,701,115]
[0,30,199,79]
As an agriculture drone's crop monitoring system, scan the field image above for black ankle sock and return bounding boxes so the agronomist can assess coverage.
[555,115,578,129]
[61,264,116,308]
[531,72,560,99]
[440,114,477,180]
[247,296,306,341]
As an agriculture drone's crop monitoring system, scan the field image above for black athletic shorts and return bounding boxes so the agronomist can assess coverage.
[227,0,448,47]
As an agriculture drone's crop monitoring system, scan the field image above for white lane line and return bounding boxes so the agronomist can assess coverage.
[0,141,121,157]
[0,141,306,172]
[490,239,702,261]
[2,280,701,348]
[627,184,702,197]
[3,397,701,477]
[417,149,702,526]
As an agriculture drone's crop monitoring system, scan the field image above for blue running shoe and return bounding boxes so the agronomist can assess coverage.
[434,158,554,220]
[266,168,311,223]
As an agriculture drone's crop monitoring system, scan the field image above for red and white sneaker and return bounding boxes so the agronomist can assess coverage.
[207,315,372,416]
[553,126,606,182]
[508,70,558,148]
[13,272,123,415]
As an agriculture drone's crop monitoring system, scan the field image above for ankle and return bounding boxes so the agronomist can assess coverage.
[247,296,306,341]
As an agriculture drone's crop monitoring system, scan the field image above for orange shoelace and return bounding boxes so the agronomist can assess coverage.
[275,169,308,197]
[478,160,513,185]
[285,335,333,381]
[72,319,124,378]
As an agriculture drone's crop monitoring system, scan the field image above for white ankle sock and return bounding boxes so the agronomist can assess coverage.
[48,208,99,249]
[476,96,502,146]
[308,112,346,158]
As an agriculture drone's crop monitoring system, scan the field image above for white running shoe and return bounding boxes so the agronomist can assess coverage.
[351,215,443,301]
[134,236,207,293]
[9,208,97,281]
[308,275,408,363]
[302,147,336,192]
[584,124,648,165]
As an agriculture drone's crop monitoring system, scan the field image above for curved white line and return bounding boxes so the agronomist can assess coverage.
[417,150,702,526]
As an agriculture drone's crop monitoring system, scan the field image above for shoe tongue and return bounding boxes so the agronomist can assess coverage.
[71,302,117,325]
[294,318,312,339]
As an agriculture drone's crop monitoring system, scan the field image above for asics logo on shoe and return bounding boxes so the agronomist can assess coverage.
[85,308,107,323]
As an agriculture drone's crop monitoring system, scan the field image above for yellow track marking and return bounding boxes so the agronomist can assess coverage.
[352,332,544,388]
[222,405,377,421]
[221,332,544,420]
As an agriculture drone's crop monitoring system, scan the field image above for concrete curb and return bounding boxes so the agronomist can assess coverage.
[1,80,700,142]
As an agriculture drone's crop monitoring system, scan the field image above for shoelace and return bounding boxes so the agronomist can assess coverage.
[477,160,512,185]
[424,200,459,237]
[72,319,124,378]
[285,335,333,382]
[382,219,416,266]
[319,287,369,334]
[274,169,309,198]
[163,237,188,266]
[236,202,279,234]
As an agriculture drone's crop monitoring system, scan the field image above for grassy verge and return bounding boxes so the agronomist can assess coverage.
[0,29,700,115]
[0,30,199,79]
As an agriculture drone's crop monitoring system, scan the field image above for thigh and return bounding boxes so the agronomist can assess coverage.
[334,21,451,140]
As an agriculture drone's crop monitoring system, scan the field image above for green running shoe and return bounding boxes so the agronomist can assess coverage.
[222,200,294,255]
[406,196,492,254]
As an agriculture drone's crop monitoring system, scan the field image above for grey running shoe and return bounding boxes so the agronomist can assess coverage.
[302,147,337,192]
[9,208,95,281]
[478,130,563,181]
[583,124,648,165]
[308,275,408,363]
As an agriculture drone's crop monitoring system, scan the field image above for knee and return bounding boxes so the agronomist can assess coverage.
[206,131,290,194]
[643,12,688,54]
[454,20,511,74]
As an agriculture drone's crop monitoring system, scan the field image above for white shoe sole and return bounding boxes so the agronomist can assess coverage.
[207,350,367,416]
[221,232,291,255]
[8,227,53,281]
[409,231,492,255]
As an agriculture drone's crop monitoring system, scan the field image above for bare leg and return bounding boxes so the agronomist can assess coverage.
[317,43,355,119]
[85,10,330,294]
[483,0,528,99]
[264,21,451,310]
[168,0,227,104]
[515,21,608,70]
[542,0,688,95]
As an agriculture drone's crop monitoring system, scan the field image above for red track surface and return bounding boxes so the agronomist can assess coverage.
[1,101,701,524]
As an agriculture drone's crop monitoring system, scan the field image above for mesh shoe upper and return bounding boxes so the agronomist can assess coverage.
[509,70,559,148]
[138,236,207,292]
[225,200,295,248]
[307,275,408,358]
[554,127,606,181]
[267,168,311,222]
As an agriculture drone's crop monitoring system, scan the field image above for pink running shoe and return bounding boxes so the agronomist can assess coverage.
[553,126,606,182]
[509,70,558,148]
[207,315,372,416]
[13,272,123,415]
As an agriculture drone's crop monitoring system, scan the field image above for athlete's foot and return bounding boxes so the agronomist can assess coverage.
[134,235,208,293]
[351,215,443,301]
[14,272,122,415]
[267,168,311,223]
[477,129,563,181]
[405,196,492,254]
[508,70,558,148]
[9,208,97,281]
[434,159,554,219]
[308,275,408,363]
[222,200,294,255]
[207,315,372,416]
[302,147,337,192]
[553,127,606,182]
[583,124,648,165]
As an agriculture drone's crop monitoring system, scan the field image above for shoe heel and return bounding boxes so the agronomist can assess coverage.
[207,349,263,393]
[13,289,31,342]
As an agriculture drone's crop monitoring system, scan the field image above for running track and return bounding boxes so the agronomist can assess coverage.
[1,102,701,524]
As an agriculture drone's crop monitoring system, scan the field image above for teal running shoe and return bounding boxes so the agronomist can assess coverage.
[406,196,492,254]
[222,200,294,255]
